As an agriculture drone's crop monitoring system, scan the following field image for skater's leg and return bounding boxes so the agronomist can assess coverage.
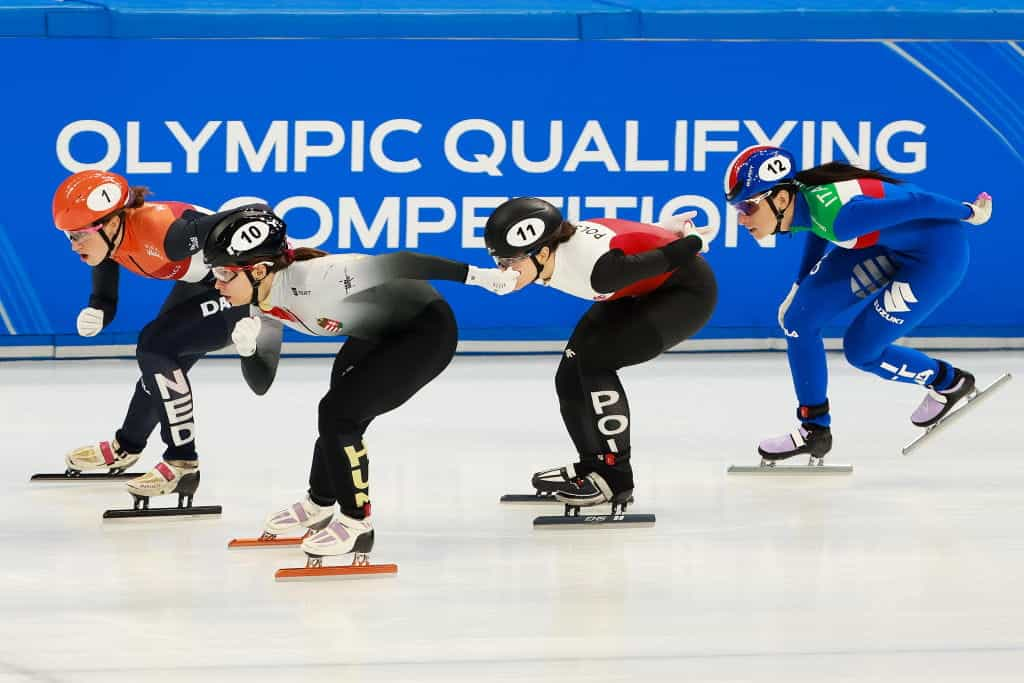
[316,301,457,519]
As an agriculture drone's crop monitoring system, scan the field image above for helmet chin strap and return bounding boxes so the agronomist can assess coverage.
[529,253,545,282]
[244,271,265,306]
[98,214,126,260]
[766,188,792,235]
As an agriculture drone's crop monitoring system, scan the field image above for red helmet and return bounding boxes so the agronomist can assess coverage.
[52,170,131,232]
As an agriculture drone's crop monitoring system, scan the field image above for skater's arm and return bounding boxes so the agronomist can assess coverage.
[88,258,120,326]
[832,185,971,240]
[240,316,282,396]
[590,235,702,293]
[795,233,829,284]
[164,204,272,261]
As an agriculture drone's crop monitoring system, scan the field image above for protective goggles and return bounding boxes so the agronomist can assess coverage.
[492,254,530,269]
[64,222,106,243]
[731,190,774,217]
[211,261,273,283]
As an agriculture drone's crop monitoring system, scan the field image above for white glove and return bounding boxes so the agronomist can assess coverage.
[76,307,105,337]
[232,316,261,357]
[963,192,992,226]
[465,265,519,295]
[778,283,799,337]
[657,210,698,233]
[659,211,714,253]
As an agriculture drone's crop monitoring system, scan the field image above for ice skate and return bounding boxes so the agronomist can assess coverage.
[903,372,1012,455]
[103,461,222,519]
[229,495,335,549]
[728,424,852,474]
[274,513,397,580]
[500,463,635,506]
[32,439,142,482]
[532,472,656,528]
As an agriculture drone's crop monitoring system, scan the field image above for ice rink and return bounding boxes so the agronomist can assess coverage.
[1,350,1022,682]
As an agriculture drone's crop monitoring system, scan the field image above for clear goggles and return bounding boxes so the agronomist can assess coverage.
[211,261,273,283]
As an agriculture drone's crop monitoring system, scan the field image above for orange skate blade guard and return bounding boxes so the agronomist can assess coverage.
[228,537,304,549]
[274,563,398,580]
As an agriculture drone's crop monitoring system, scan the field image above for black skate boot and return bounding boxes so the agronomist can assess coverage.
[757,423,833,464]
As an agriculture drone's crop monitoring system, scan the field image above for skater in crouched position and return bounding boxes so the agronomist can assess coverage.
[52,170,280,507]
[484,198,718,509]
[203,206,516,563]
[724,145,992,463]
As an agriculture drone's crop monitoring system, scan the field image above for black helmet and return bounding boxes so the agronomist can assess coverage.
[203,204,287,268]
[484,197,563,260]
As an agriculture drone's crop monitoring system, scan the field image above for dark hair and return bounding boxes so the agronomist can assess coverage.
[263,247,329,273]
[543,221,577,254]
[795,161,902,187]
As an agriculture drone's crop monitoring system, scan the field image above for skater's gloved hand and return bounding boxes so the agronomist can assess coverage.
[659,211,713,253]
[232,316,261,357]
[778,283,799,336]
[963,192,992,226]
[76,307,105,337]
[465,265,519,295]
[657,210,698,233]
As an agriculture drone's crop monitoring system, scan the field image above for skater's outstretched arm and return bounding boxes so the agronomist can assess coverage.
[832,185,973,241]
[164,204,272,262]
[589,234,703,294]
[327,251,517,297]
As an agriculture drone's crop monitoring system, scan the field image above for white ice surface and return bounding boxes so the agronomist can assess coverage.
[1,351,1022,682]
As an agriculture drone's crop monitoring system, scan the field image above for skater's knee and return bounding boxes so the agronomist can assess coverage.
[843,337,882,372]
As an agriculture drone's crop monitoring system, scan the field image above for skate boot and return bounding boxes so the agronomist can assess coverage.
[261,495,335,541]
[530,463,592,497]
[911,368,976,428]
[301,512,375,563]
[125,460,200,507]
[758,423,833,466]
[64,438,140,475]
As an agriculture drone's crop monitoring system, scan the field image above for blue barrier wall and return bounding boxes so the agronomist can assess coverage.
[1,2,1022,356]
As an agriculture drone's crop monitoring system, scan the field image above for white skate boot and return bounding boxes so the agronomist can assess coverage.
[301,512,375,563]
[275,512,396,579]
[261,495,335,541]
[65,439,140,474]
[123,460,200,509]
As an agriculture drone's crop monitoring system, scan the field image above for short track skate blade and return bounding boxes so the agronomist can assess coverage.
[500,493,559,504]
[902,372,1013,456]
[274,563,398,581]
[727,464,853,474]
[533,513,656,528]
[30,472,140,482]
[228,537,303,549]
[102,505,222,519]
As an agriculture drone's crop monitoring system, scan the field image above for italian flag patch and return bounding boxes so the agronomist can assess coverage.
[805,178,885,249]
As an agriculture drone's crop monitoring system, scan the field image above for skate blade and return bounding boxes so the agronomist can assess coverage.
[500,493,636,506]
[228,537,304,549]
[533,513,656,528]
[102,505,222,519]
[30,472,141,482]
[274,563,398,581]
[727,464,853,474]
[902,372,1013,456]
[500,493,559,504]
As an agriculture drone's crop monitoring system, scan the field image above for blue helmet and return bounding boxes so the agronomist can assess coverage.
[724,145,797,205]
